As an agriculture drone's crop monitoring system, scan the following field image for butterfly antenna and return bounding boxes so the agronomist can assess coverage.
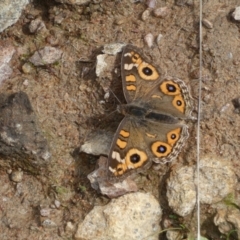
[108,88,122,105]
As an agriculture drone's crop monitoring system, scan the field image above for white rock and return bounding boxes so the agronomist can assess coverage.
[95,54,108,77]
[167,166,196,216]
[29,47,62,66]
[0,64,12,84]
[75,192,162,240]
[197,155,237,204]
[80,130,113,156]
[22,62,33,73]
[0,0,29,32]
[87,156,138,198]
[146,0,156,8]
[103,43,126,55]
[202,18,213,29]
[153,7,169,18]
[142,9,151,21]
[0,42,16,84]
[10,170,23,183]
[156,34,163,44]
[232,6,240,21]
[167,155,237,216]
[40,208,51,217]
[54,199,61,208]
[29,18,46,33]
[23,79,29,86]
[65,221,74,232]
[214,208,240,236]
[144,33,154,48]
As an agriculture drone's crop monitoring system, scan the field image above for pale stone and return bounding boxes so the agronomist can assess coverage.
[95,54,108,77]
[167,155,237,216]
[103,43,126,55]
[0,0,29,32]
[29,47,62,66]
[144,33,154,48]
[214,208,240,237]
[75,192,162,240]
[0,42,15,84]
[232,6,240,21]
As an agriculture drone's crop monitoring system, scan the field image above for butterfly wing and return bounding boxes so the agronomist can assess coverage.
[121,45,162,103]
[121,45,192,119]
[108,114,189,181]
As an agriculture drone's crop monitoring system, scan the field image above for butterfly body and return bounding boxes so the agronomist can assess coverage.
[108,45,193,181]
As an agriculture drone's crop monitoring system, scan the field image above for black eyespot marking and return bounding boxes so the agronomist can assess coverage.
[117,167,123,172]
[157,145,167,153]
[142,67,153,76]
[130,153,140,163]
[177,100,182,106]
[133,55,138,60]
[167,84,177,92]
[171,134,176,139]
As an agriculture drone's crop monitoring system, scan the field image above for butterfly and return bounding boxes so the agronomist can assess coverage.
[107,45,193,181]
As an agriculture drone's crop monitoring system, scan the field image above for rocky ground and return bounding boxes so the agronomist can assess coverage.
[0,0,240,239]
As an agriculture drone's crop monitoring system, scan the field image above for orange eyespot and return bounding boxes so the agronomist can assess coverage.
[167,128,181,146]
[160,81,181,95]
[125,148,148,168]
[151,141,172,157]
[138,62,159,80]
[172,95,185,113]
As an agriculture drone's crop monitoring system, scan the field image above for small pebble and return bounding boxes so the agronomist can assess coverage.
[144,33,154,48]
[10,170,23,183]
[146,0,156,8]
[42,219,57,228]
[104,92,110,100]
[54,199,61,208]
[220,103,231,113]
[22,62,33,73]
[29,47,63,66]
[115,17,126,25]
[99,100,105,104]
[95,54,107,77]
[153,7,169,18]
[156,33,163,44]
[103,43,126,55]
[202,18,213,29]
[23,79,29,86]
[65,221,74,232]
[50,204,56,209]
[40,208,51,217]
[232,6,240,21]
[15,123,23,134]
[29,18,46,33]
[141,9,150,21]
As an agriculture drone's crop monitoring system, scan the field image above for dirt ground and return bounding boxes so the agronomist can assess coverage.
[0,0,240,239]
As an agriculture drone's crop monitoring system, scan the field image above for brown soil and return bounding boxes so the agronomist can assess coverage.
[0,0,239,239]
